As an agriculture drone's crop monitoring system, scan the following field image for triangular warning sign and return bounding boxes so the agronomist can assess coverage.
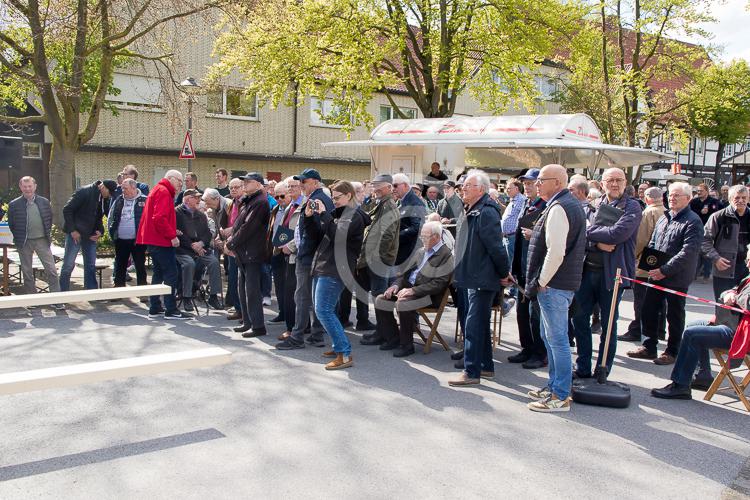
[179,131,195,159]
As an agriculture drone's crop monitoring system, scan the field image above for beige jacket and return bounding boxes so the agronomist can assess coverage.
[635,200,665,277]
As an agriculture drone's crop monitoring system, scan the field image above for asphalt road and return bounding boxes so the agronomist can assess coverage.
[0,280,748,499]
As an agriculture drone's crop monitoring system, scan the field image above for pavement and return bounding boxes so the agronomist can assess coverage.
[0,280,748,499]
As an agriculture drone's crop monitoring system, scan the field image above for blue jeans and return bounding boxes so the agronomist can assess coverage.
[148,245,178,313]
[59,234,98,291]
[572,269,624,375]
[538,287,575,399]
[313,276,350,355]
[226,255,239,309]
[671,322,733,386]
[463,289,496,379]
[261,263,272,298]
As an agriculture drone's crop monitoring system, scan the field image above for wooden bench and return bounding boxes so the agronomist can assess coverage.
[0,347,232,395]
[0,284,171,309]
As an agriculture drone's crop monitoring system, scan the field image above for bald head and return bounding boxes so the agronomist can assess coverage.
[536,164,567,202]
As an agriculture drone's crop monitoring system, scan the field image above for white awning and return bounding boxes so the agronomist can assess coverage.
[324,114,671,168]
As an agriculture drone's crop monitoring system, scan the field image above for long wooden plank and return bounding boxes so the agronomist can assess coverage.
[0,347,232,395]
[0,284,171,309]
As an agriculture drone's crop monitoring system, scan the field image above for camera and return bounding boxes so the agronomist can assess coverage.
[309,200,319,211]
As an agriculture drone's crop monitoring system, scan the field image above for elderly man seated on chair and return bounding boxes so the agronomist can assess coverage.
[651,251,750,400]
[175,189,223,312]
[374,221,454,357]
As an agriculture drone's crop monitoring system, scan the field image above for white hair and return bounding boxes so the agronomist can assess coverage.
[602,167,625,179]
[121,178,137,189]
[275,181,288,191]
[392,173,410,185]
[466,169,490,193]
[588,188,602,201]
[729,184,748,199]
[422,220,443,237]
[164,169,183,181]
[644,187,662,201]
[352,181,363,190]
[229,177,243,187]
[202,187,221,200]
[669,182,692,197]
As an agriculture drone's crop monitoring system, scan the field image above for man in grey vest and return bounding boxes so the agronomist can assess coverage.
[524,164,586,412]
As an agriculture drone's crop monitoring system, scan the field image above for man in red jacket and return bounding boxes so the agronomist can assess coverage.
[137,170,192,319]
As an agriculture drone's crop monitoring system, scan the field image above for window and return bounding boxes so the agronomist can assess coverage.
[490,70,511,93]
[106,73,162,109]
[695,137,704,155]
[206,88,258,119]
[310,97,348,127]
[379,105,417,123]
[725,143,735,157]
[535,75,559,101]
[22,142,42,159]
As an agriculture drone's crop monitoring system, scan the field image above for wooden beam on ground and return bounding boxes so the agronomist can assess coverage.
[0,284,171,309]
[0,348,232,395]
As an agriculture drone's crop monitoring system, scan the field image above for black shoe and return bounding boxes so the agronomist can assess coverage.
[182,298,195,312]
[454,359,464,369]
[690,376,714,391]
[148,307,165,317]
[572,370,593,380]
[522,357,547,369]
[242,328,267,338]
[618,333,641,342]
[393,345,415,358]
[356,320,377,331]
[276,338,305,350]
[306,335,325,347]
[507,352,531,363]
[360,335,385,346]
[227,311,242,321]
[341,320,354,328]
[164,310,193,320]
[379,340,399,351]
[591,321,602,334]
[269,315,284,324]
[208,295,223,310]
[233,324,252,333]
[451,350,465,361]
[651,382,692,400]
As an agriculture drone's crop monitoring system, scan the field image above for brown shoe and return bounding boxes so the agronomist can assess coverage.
[322,350,336,358]
[227,311,242,321]
[480,371,495,380]
[653,353,676,365]
[627,346,657,359]
[448,372,480,387]
[277,331,291,341]
[325,354,353,370]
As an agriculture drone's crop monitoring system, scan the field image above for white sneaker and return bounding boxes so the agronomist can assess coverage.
[527,396,571,413]
[262,297,272,306]
[527,386,552,400]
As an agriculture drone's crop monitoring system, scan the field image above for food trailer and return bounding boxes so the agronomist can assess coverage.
[325,113,671,181]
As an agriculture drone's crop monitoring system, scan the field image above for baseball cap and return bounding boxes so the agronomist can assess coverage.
[182,188,201,198]
[240,172,265,184]
[519,168,541,181]
[294,168,322,182]
[443,180,456,188]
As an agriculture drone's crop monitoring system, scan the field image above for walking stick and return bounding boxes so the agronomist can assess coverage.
[597,267,622,384]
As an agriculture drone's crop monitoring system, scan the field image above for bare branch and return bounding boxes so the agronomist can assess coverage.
[0,113,47,124]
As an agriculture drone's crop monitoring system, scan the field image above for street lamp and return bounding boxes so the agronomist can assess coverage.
[180,77,200,171]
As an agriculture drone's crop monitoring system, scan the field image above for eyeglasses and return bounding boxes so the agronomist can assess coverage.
[603,178,626,184]
[275,195,286,200]
[535,177,557,184]
[332,193,347,201]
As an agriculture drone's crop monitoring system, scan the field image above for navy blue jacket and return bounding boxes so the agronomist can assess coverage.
[648,205,703,290]
[586,194,643,290]
[455,194,510,291]
[396,189,426,265]
[297,188,335,266]
[107,192,147,240]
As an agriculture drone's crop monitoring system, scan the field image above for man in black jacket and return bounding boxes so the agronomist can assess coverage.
[175,189,223,311]
[226,173,271,337]
[60,179,117,291]
[8,176,60,296]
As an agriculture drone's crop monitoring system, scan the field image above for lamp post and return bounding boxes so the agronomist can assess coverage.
[180,77,200,171]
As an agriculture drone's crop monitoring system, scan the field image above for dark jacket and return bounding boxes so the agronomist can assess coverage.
[455,194,510,291]
[297,188,335,266]
[8,195,54,247]
[107,192,147,241]
[585,194,643,290]
[175,204,213,257]
[62,182,108,237]
[395,243,454,301]
[396,189,426,265]
[227,190,271,264]
[648,205,703,290]
[716,276,750,332]
[690,195,721,225]
[702,206,747,279]
[304,205,369,280]
[358,194,399,270]
[511,197,546,284]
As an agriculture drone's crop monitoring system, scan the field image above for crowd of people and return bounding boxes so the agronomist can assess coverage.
[6,162,748,413]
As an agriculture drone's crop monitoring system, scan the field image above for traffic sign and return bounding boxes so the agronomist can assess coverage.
[179,131,195,159]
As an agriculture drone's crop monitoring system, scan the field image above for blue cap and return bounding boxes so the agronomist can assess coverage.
[519,168,540,181]
[294,168,322,182]
[241,172,265,184]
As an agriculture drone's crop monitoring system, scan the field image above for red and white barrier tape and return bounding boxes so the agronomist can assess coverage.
[619,276,747,314]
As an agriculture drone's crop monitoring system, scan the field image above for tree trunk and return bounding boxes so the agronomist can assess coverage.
[714,142,725,188]
[48,139,77,228]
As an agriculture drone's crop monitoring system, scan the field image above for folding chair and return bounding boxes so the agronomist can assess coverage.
[453,300,503,348]
[415,289,451,354]
[704,349,750,411]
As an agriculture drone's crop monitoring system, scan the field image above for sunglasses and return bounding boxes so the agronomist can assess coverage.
[275,195,286,200]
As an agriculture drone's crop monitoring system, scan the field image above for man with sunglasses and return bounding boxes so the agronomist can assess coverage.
[267,182,291,323]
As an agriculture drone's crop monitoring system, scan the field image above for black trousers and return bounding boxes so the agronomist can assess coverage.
[337,267,370,324]
[113,239,146,287]
[641,286,686,356]
[238,261,265,330]
[283,260,297,331]
[517,294,545,357]
[374,292,440,347]
[271,253,286,318]
[626,283,666,338]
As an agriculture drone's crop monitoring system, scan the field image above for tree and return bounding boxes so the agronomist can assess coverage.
[554,0,713,178]
[211,0,581,130]
[680,60,750,186]
[0,0,215,224]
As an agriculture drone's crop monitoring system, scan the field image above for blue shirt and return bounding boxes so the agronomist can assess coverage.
[268,193,278,209]
[408,240,444,285]
[501,193,527,235]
